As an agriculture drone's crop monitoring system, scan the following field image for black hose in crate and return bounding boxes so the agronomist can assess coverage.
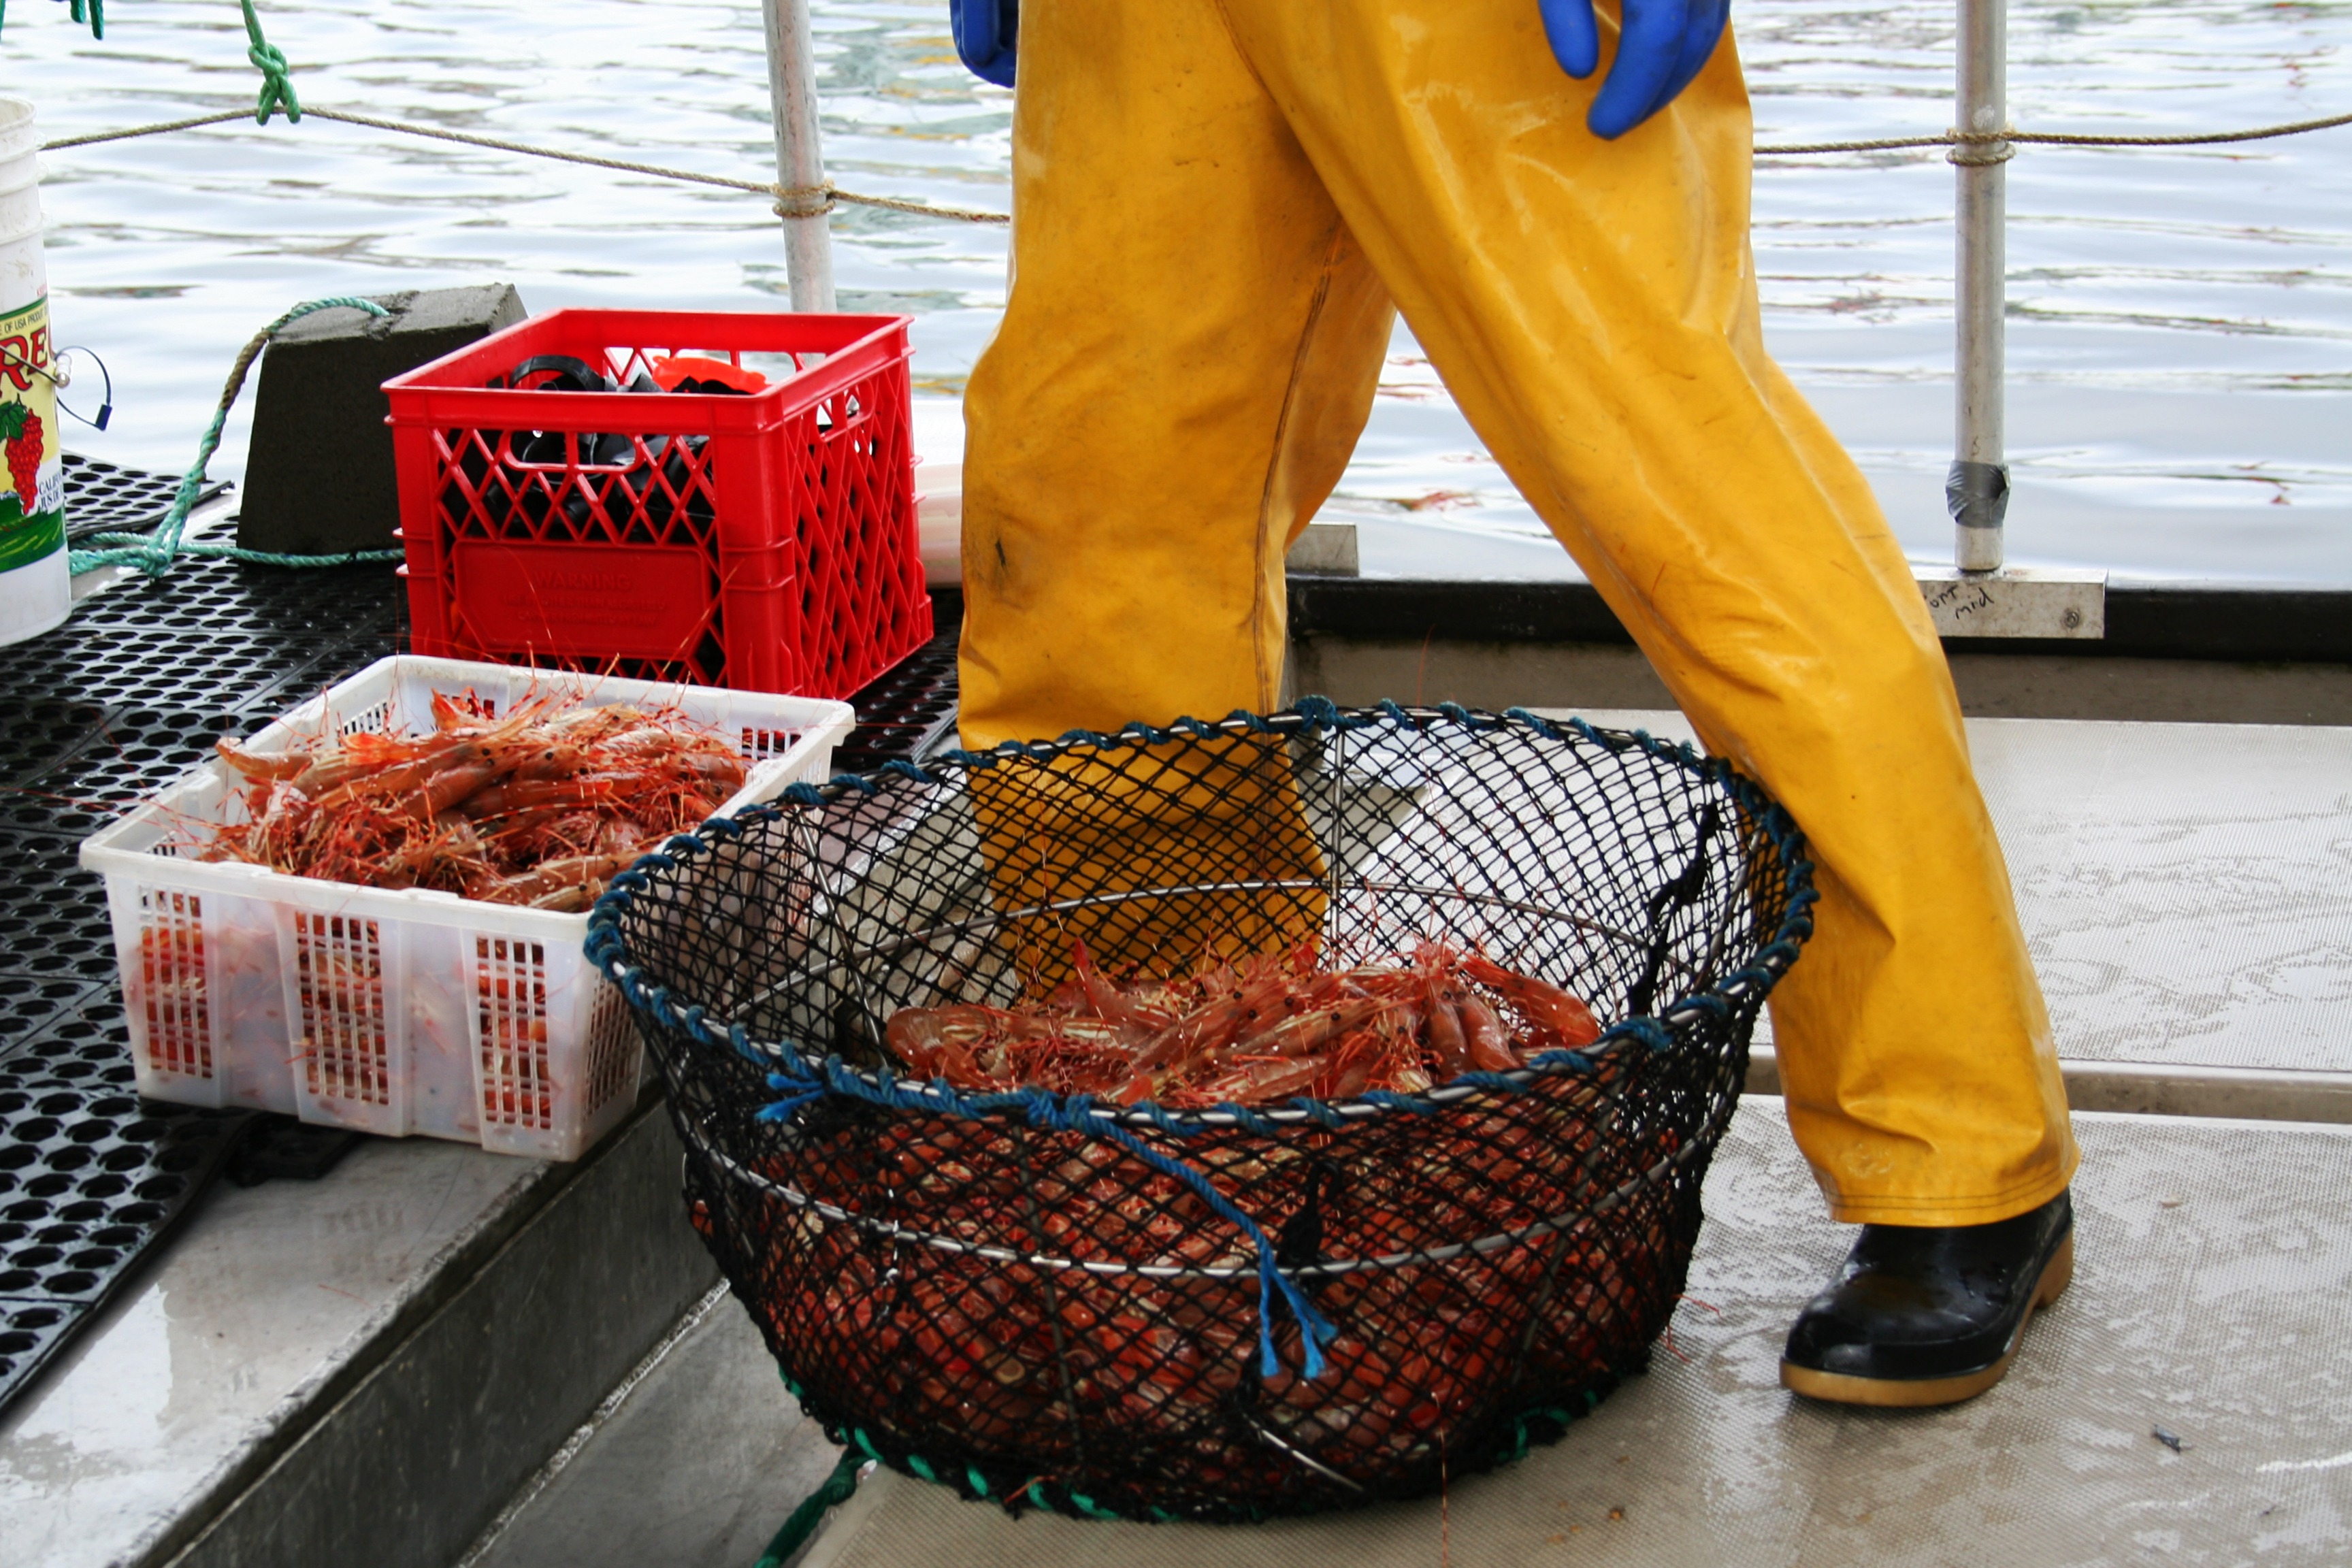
[588,700,1815,1522]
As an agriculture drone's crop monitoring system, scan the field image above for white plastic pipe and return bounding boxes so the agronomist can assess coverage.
[762,0,837,313]
[1951,0,2009,572]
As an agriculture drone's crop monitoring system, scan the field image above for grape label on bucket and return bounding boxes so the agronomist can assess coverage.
[0,293,61,575]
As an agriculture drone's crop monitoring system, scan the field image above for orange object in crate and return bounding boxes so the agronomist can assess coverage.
[386,310,932,698]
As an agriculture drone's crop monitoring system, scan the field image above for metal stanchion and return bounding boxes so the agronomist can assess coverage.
[1951,0,2009,573]
[762,0,837,312]
[1919,0,2106,638]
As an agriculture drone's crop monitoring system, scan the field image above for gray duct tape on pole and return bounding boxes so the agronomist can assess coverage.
[1946,459,2010,536]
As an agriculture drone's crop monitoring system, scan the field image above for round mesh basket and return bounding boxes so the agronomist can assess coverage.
[589,702,1815,1522]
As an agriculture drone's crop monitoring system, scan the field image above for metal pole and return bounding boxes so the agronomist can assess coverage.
[1950,0,2009,572]
[762,0,837,312]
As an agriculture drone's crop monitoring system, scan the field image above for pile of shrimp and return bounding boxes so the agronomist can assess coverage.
[748,946,1639,1490]
[195,691,747,910]
[884,940,1604,1107]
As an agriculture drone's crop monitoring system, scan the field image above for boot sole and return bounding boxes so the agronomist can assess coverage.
[1778,1229,2074,1409]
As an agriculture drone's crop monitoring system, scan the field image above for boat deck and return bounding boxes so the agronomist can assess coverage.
[6,682,2349,1564]
[458,710,2352,1568]
[789,1107,2352,1568]
[1613,709,2352,1080]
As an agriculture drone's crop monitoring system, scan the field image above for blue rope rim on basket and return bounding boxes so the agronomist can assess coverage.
[585,699,1817,1384]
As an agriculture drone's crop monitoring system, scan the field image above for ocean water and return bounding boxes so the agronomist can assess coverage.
[6,0,2349,581]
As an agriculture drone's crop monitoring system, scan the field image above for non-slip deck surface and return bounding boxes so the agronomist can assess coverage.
[0,551,405,1414]
[1573,710,2352,1077]
[1974,717,2352,1075]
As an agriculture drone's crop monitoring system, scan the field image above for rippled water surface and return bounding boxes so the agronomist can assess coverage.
[7,0,2349,580]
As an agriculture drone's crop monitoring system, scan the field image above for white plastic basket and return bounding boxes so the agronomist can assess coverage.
[78,656,855,1160]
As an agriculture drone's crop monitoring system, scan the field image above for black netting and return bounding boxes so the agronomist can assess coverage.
[592,702,1813,1523]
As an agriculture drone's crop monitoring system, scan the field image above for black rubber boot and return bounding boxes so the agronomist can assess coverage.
[1780,1190,2074,1407]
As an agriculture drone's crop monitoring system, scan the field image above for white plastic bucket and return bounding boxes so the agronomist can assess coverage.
[0,94,69,647]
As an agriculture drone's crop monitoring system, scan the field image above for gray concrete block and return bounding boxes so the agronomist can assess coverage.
[238,284,526,557]
[461,1288,845,1568]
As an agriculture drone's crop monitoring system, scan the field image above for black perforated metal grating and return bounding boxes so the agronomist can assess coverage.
[0,1013,252,1314]
[59,452,232,544]
[831,592,960,774]
[0,832,118,987]
[0,475,406,1411]
[0,469,948,1413]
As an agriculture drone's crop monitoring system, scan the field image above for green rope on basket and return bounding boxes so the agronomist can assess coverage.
[755,1448,866,1568]
[68,295,404,581]
[240,0,300,125]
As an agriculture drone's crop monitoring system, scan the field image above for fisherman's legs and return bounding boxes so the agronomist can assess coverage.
[1206,0,2075,1226]
[966,0,2074,1227]
[958,0,1394,751]
[958,0,1398,976]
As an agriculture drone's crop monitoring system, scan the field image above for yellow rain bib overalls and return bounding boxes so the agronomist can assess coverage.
[953,0,2076,1239]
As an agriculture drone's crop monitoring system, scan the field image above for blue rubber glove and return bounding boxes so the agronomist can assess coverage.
[951,0,1019,88]
[1539,0,1730,140]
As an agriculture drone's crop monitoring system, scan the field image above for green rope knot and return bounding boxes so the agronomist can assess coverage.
[240,0,299,125]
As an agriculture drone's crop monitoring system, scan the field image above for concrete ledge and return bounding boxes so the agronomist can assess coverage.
[0,1094,715,1568]
[458,1284,845,1568]
[1287,636,1676,714]
[1746,1047,2352,1125]
[1941,647,2352,725]
[1285,522,1362,578]
[163,1100,717,1568]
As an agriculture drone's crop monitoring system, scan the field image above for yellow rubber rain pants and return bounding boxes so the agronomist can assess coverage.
[956,0,2077,1228]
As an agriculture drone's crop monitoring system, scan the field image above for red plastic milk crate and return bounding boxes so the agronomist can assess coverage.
[386,310,932,698]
